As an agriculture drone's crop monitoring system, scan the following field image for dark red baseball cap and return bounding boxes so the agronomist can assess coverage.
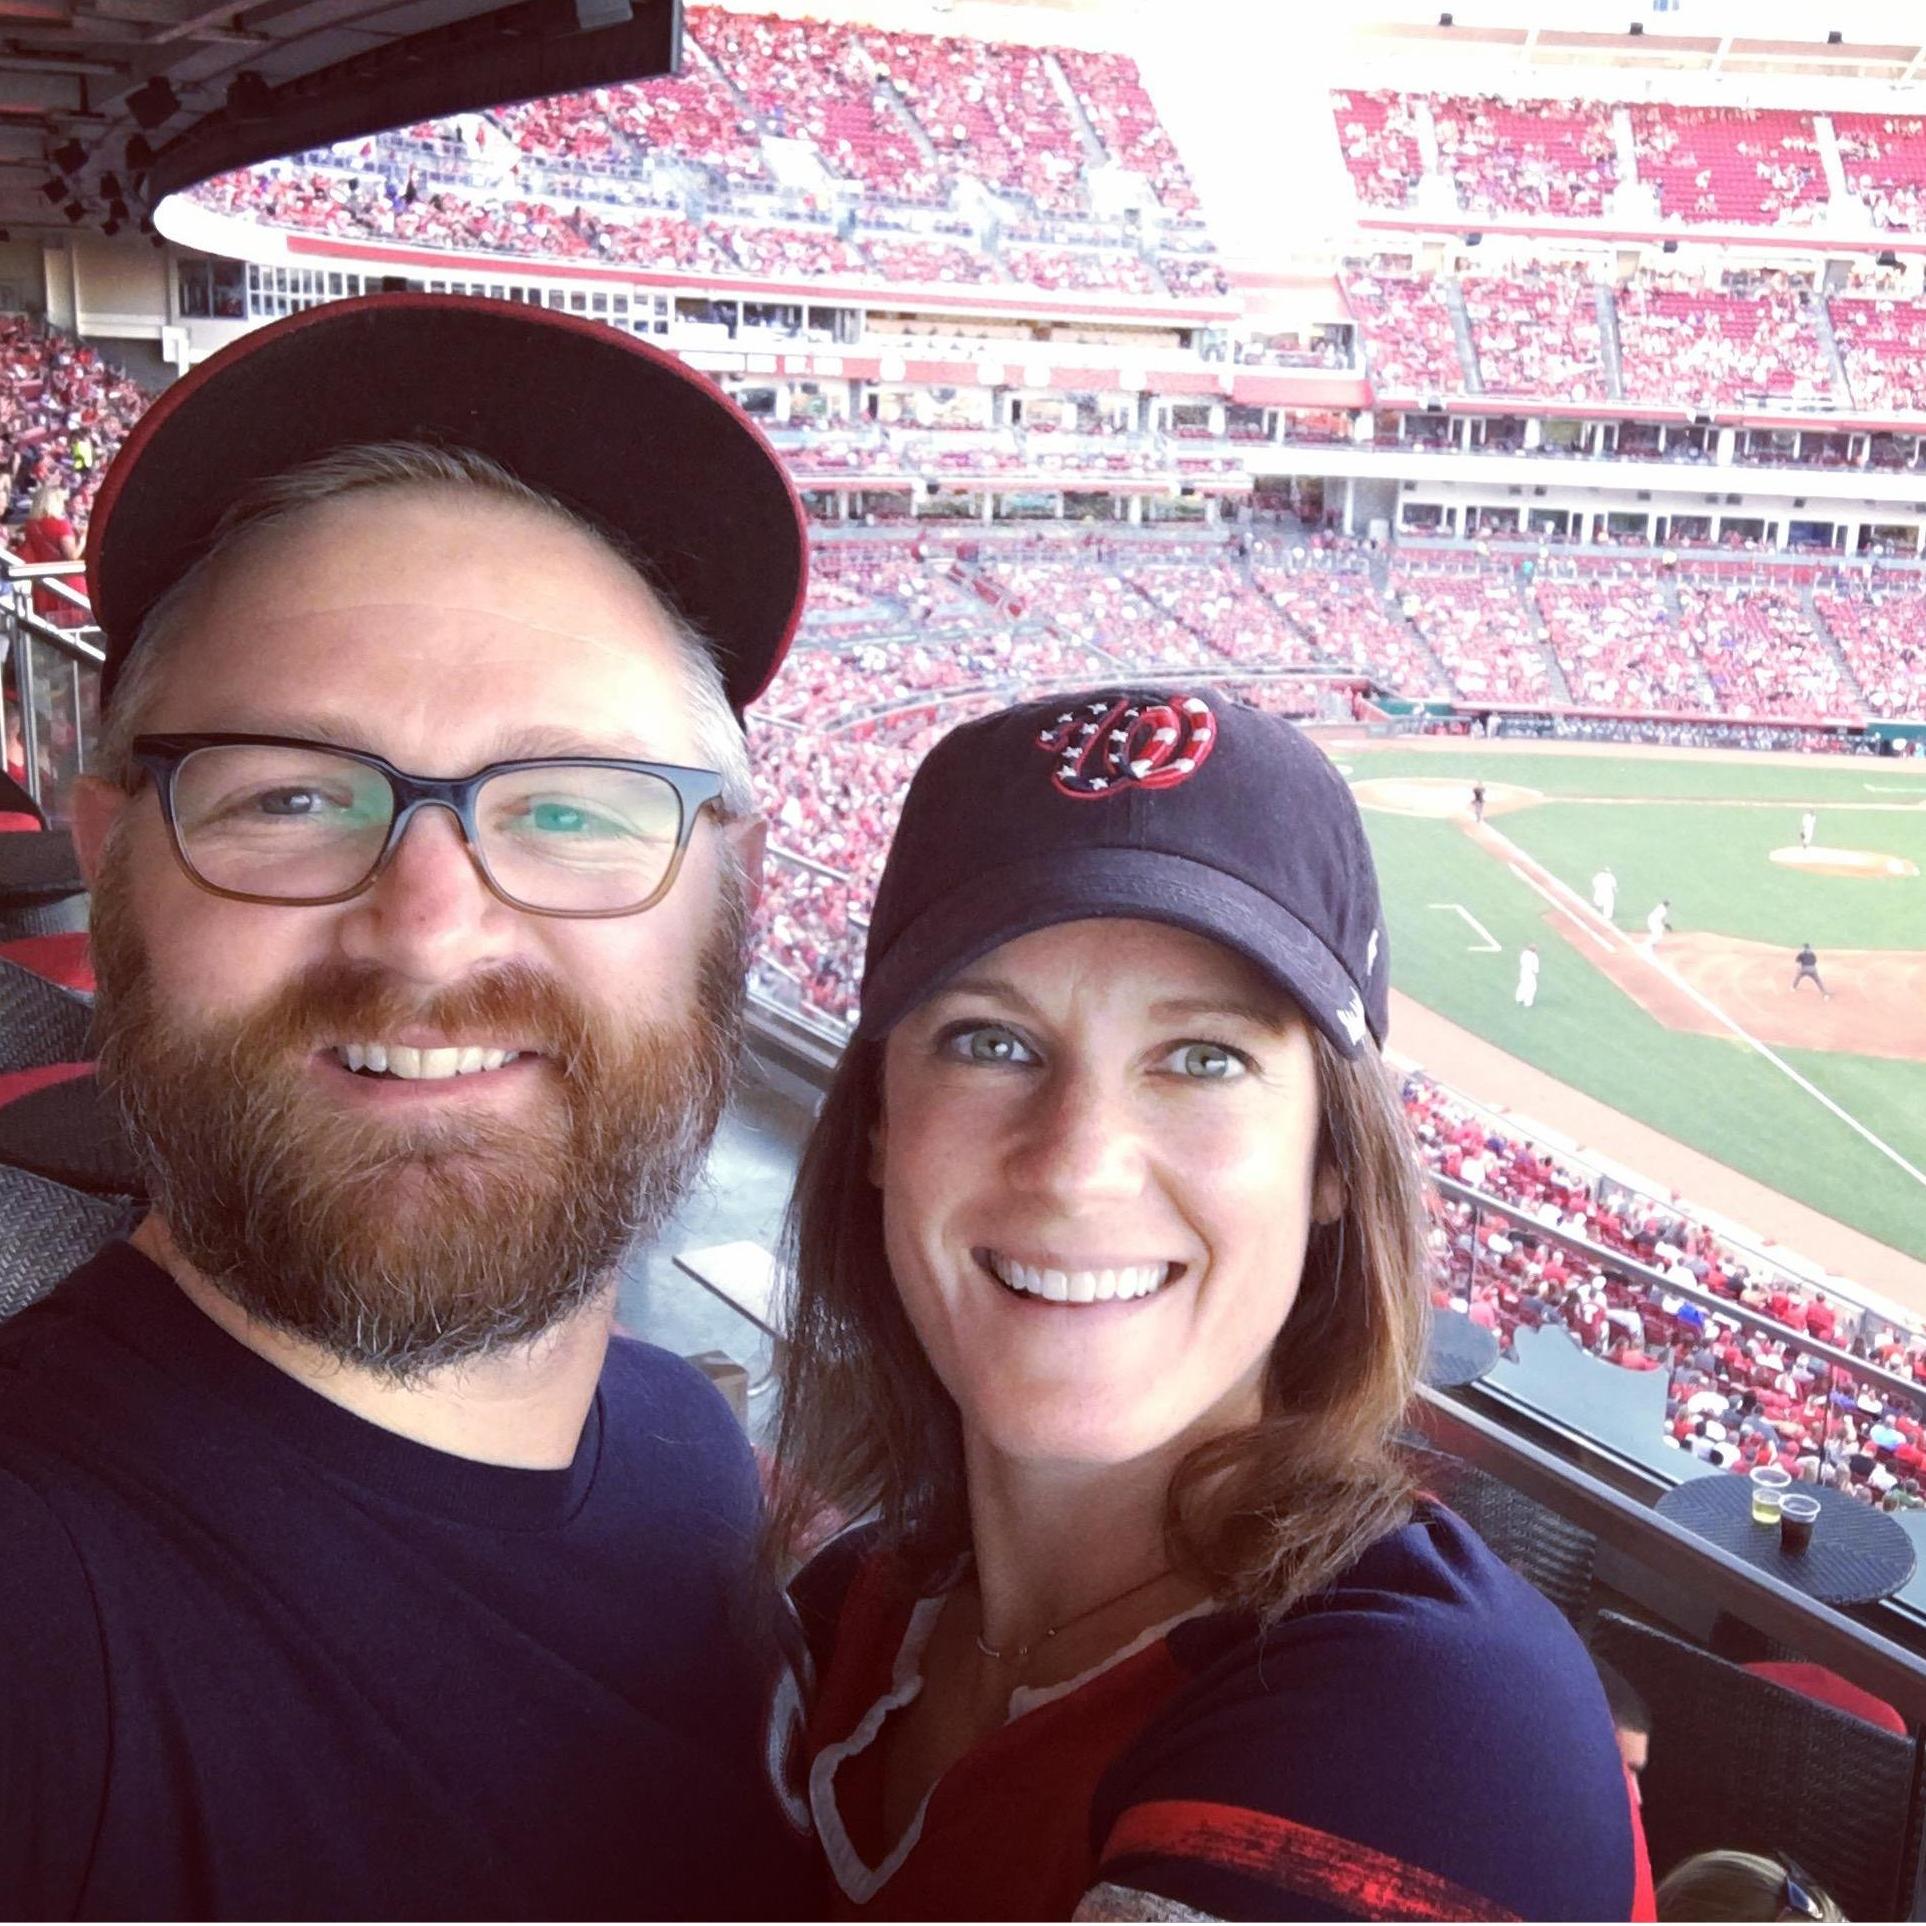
[856,688,1390,1058]
[86,293,809,715]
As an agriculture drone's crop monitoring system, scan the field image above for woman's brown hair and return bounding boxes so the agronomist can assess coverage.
[767,1011,1432,1621]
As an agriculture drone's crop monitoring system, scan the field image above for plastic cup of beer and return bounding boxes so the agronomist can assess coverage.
[1780,1492,1820,1555]
[1750,1464,1792,1524]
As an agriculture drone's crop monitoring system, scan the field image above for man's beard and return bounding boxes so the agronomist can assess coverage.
[91,845,746,1380]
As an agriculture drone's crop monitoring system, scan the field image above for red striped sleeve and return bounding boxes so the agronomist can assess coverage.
[1101,1798,1520,1923]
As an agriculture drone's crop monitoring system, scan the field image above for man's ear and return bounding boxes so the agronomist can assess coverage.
[1312,1162,1346,1229]
[727,812,767,918]
[69,773,124,889]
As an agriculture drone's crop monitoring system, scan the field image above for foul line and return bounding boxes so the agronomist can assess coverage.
[1484,827,1926,1195]
[1428,902,1501,952]
[1505,864,1618,953]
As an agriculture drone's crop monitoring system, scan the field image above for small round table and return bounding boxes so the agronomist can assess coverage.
[1655,1474,1917,1606]
[1424,1308,1501,1389]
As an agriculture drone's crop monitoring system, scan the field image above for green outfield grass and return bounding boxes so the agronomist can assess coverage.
[1352,749,1926,1255]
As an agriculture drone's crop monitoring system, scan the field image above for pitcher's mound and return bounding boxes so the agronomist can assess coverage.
[1770,845,1919,880]
[1352,777,1542,819]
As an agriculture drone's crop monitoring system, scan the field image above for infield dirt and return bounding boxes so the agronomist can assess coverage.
[1555,929,1926,1065]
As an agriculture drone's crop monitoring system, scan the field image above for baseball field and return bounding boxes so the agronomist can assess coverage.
[1340,738,1926,1268]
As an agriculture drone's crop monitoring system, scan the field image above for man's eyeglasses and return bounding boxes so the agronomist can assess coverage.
[129,733,728,918]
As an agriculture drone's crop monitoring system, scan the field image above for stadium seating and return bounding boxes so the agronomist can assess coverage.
[1614,276,1835,409]
[1432,95,1618,218]
[1341,271,1471,396]
[1628,105,1828,227]
[1530,574,1714,711]
[1833,113,1926,231]
[1460,266,1611,403]
[1810,582,1926,718]
[1052,48,1203,217]
[1330,89,1424,209]
[1390,565,1556,703]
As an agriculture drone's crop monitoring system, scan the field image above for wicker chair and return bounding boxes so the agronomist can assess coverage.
[0,1163,130,1322]
[0,955,93,1071]
[1590,1609,1919,1921]
[1412,1447,1598,1625]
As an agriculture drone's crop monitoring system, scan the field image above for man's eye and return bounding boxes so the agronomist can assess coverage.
[941,1023,1037,1066]
[1161,1041,1248,1081]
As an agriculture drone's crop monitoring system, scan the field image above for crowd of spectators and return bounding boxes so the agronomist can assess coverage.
[1827,293,1926,414]
[1409,1074,1926,1511]
[1433,96,1618,218]
[1331,89,1425,209]
[1341,270,1471,396]
[1252,550,1453,695]
[0,318,146,536]
[1391,566,1558,704]
[1834,113,1926,232]
[1528,574,1714,712]
[1614,274,1834,410]
[1052,47,1203,217]
[1630,105,1828,227]
[1811,581,1926,718]
[1674,583,1856,720]
[1459,266,1612,403]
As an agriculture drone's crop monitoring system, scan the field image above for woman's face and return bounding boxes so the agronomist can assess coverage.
[875,917,1340,1471]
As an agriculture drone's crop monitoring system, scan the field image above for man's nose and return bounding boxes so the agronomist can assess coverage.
[334,805,520,984]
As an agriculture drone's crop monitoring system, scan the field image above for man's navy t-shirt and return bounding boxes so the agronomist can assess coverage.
[0,1242,805,1919]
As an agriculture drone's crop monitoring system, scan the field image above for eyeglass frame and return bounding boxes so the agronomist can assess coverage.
[126,731,730,919]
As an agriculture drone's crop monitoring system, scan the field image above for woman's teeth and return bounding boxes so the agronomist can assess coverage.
[987,1254,1172,1304]
[332,1043,523,1080]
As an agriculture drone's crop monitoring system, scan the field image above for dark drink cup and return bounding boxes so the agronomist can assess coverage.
[1780,1494,1820,1555]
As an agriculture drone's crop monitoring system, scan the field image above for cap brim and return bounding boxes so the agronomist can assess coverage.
[87,294,807,715]
[856,846,1376,1057]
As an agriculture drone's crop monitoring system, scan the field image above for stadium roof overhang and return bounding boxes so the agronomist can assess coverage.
[0,0,677,240]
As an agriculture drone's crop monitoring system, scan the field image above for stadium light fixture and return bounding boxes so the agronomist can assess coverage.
[1438,10,1453,24]
[1628,21,1644,34]
[1827,29,1844,44]
[51,138,86,176]
[39,176,66,204]
[99,170,121,198]
[62,200,85,223]
[1878,249,1901,267]
[127,78,180,132]
[107,197,128,223]
[101,217,120,236]
[124,135,154,172]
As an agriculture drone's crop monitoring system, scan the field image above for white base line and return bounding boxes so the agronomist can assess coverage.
[1428,902,1501,952]
[1506,864,1619,953]
[1489,829,1926,1194]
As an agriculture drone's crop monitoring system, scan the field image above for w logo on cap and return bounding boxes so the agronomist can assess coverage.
[1038,694,1217,801]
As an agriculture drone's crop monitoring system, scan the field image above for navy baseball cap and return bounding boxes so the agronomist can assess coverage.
[87,293,808,716]
[856,688,1390,1058]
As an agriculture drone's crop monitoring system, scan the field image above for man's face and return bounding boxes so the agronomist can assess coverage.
[80,487,753,1376]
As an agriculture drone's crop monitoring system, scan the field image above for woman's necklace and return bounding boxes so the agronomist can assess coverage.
[973,1564,1177,1666]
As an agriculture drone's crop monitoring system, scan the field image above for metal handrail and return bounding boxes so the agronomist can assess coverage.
[1433,1172,1926,1414]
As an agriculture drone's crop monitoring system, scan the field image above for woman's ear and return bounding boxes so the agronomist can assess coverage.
[1312,1162,1346,1228]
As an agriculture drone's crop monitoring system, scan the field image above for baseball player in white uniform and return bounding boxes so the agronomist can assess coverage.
[1590,866,1618,923]
[1514,943,1540,1009]
[1643,899,1671,951]
[1799,810,1817,849]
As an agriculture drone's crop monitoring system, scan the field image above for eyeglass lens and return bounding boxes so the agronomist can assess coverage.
[167,742,687,912]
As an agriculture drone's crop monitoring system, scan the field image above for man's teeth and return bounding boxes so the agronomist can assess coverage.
[333,1043,523,1080]
[988,1255,1171,1303]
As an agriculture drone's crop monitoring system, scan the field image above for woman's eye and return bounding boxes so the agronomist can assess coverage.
[1162,1041,1248,1081]
[941,1023,1037,1066]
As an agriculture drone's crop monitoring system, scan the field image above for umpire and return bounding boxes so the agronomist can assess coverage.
[1792,943,1832,999]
